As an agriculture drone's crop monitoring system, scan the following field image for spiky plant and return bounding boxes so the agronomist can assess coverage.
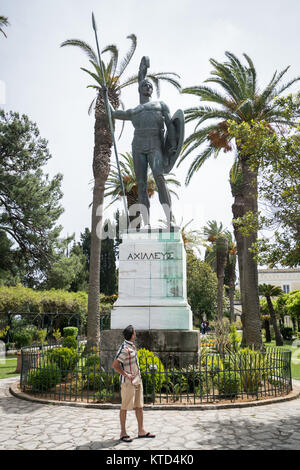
[179,52,300,348]
[258,284,284,346]
[61,36,180,347]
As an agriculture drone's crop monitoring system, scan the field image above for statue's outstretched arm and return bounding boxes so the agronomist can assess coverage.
[110,105,132,121]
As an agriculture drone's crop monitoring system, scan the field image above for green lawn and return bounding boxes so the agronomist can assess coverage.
[264,339,300,380]
[0,356,18,379]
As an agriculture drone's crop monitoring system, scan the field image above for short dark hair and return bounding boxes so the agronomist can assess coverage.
[123,325,134,341]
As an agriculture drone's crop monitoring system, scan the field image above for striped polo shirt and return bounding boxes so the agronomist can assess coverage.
[115,339,141,384]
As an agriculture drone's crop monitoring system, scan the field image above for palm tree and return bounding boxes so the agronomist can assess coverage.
[105,152,181,227]
[203,220,228,320]
[258,284,284,346]
[61,36,181,347]
[179,52,300,348]
[0,16,9,37]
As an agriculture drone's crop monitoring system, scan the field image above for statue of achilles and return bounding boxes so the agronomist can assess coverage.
[112,56,184,228]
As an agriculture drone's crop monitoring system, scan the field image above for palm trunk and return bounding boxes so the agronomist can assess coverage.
[264,318,271,343]
[231,158,262,349]
[227,257,236,323]
[216,236,228,320]
[127,191,140,228]
[229,278,235,323]
[266,296,284,346]
[87,91,112,348]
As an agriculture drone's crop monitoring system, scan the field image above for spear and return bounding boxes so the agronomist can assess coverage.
[91,12,129,226]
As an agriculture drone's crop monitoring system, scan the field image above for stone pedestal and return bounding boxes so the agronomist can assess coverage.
[100,329,200,367]
[102,228,199,365]
[111,228,193,330]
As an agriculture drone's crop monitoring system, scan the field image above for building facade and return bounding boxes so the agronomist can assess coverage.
[258,268,300,294]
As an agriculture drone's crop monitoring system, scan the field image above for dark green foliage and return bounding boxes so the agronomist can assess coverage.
[85,353,100,368]
[213,371,241,397]
[0,110,64,287]
[48,347,80,377]
[83,366,120,392]
[12,330,33,349]
[62,336,78,349]
[280,327,293,340]
[137,348,165,394]
[27,364,61,392]
[186,250,218,321]
[63,327,78,338]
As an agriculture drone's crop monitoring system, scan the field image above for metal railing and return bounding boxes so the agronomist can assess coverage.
[20,344,292,405]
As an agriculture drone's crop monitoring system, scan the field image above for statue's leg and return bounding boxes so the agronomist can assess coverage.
[149,150,173,226]
[133,150,150,226]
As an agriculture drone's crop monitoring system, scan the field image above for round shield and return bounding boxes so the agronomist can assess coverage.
[163,109,185,174]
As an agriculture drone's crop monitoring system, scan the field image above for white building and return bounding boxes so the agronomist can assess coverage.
[258,268,300,294]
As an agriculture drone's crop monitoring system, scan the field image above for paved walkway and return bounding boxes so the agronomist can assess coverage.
[1,377,300,450]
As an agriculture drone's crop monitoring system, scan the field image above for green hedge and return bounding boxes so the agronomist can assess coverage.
[27,364,62,392]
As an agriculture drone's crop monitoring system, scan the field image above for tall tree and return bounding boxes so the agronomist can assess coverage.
[258,284,284,346]
[203,220,228,320]
[179,52,299,348]
[186,250,218,324]
[0,110,64,286]
[61,36,181,347]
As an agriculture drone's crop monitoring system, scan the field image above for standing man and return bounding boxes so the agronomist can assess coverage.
[111,56,182,228]
[112,325,156,442]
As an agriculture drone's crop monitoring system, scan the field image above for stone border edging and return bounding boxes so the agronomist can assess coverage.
[9,381,300,411]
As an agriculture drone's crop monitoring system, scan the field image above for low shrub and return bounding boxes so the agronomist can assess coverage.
[236,348,263,394]
[83,368,120,392]
[63,327,78,338]
[213,370,241,398]
[26,364,61,392]
[12,330,33,350]
[137,348,165,394]
[85,353,100,368]
[62,336,78,349]
[48,347,80,377]
[280,327,293,340]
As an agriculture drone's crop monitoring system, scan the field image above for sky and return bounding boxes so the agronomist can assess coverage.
[1,0,300,259]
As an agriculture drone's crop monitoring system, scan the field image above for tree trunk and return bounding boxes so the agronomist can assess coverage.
[229,279,235,323]
[87,91,112,348]
[264,318,271,343]
[266,296,284,346]
[216,236,228,320]
[231,159,262,349]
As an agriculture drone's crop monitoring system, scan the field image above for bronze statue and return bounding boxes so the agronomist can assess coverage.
[112,56,184,228]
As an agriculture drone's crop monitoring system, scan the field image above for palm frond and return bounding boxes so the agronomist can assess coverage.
[185,146,215,185]
[60,39,98,63]
[116,34,137,78]
[101,44,119,77]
